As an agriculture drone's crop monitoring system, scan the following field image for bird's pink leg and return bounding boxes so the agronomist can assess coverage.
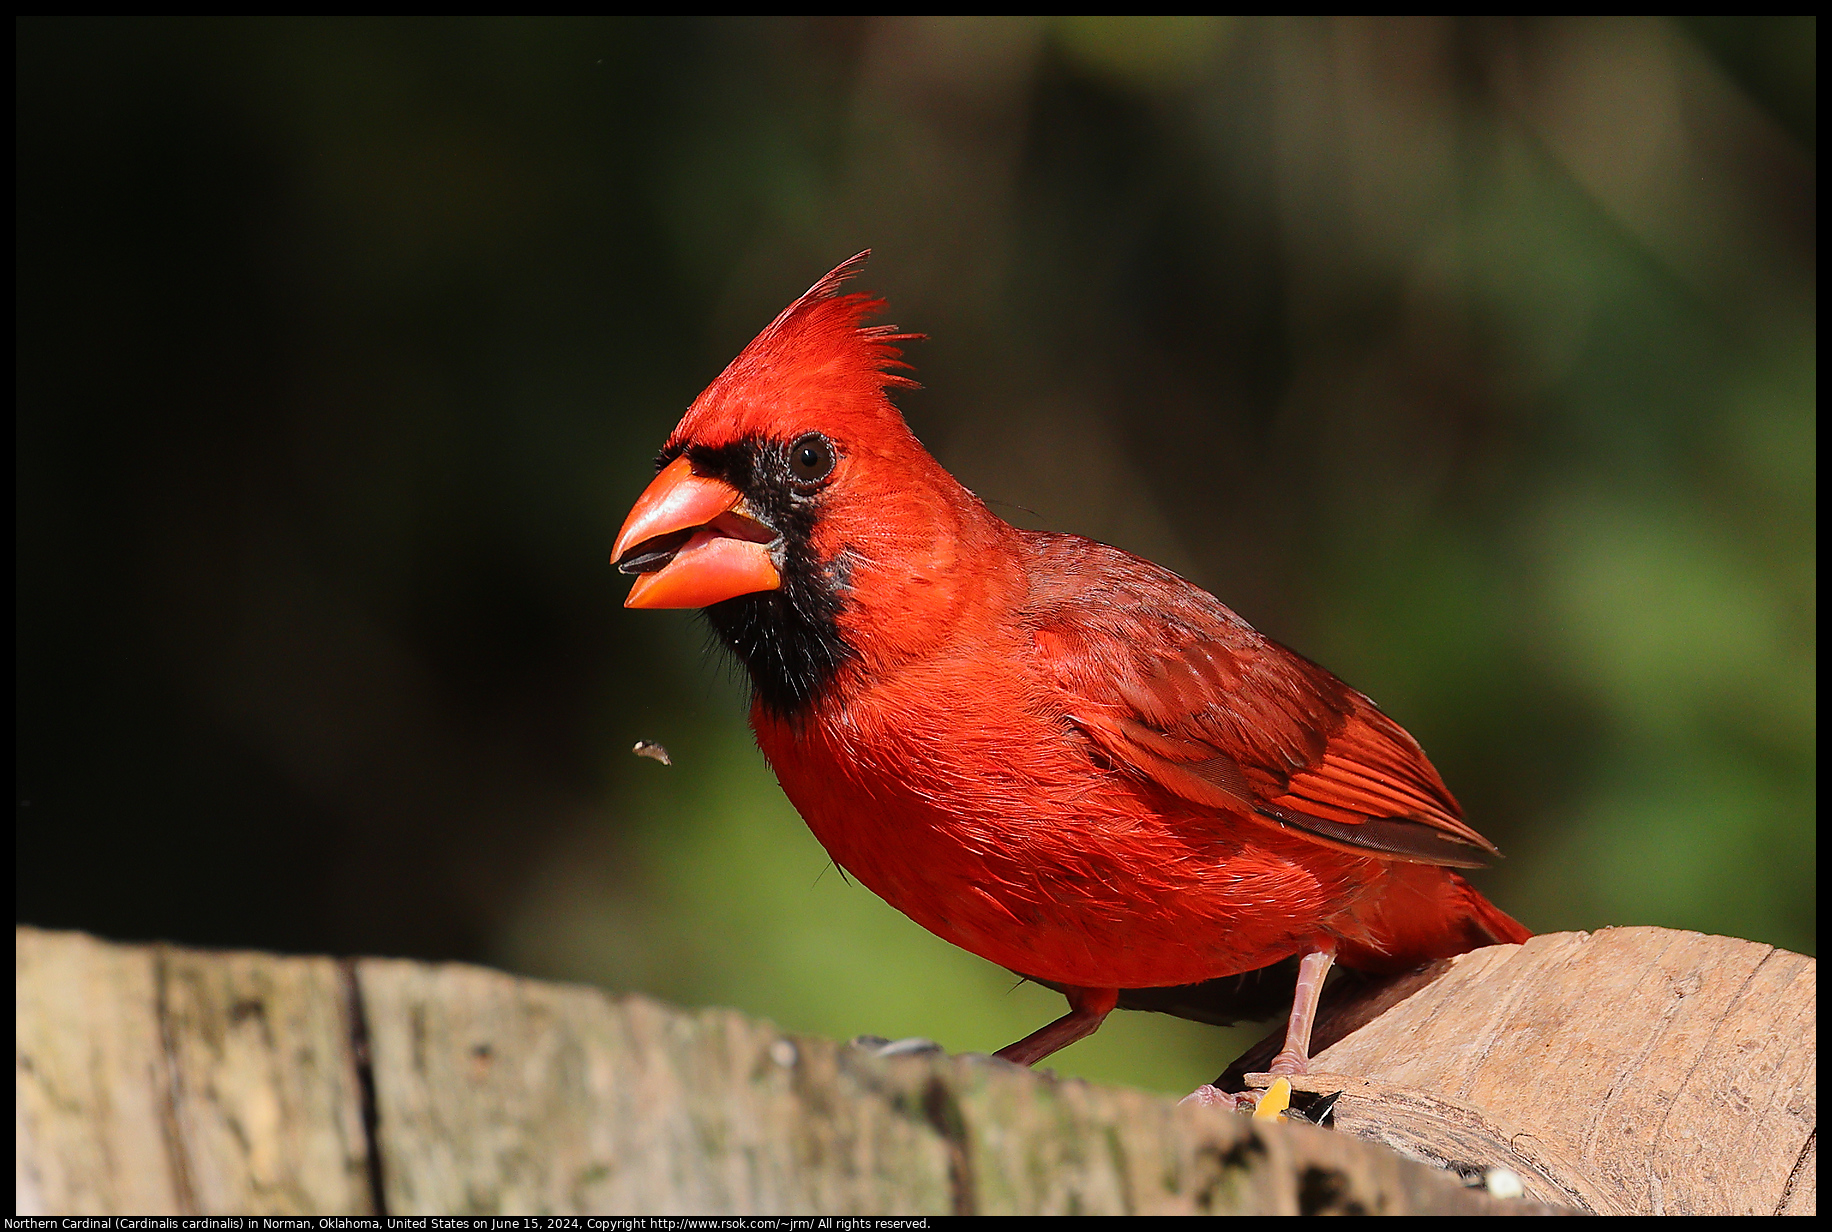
[995,986,1118,1066]
[1267,947,1335,1075]
[1181,945,1336,1113]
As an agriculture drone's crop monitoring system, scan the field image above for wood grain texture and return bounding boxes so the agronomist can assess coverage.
[26,925,1810,1214]
[355,957,955,1214]
[15,928,375,1216]
[355,954,1536,1215]
[17,927,1554,1215]
[1230,928,1816,1215]
[157,946,372,1213]
[16,928,181,1215]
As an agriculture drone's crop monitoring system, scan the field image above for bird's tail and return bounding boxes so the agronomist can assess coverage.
[1450,870,1532,947]
[1336,865,1530,974]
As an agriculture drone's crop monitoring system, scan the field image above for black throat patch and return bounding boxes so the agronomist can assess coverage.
[673,439,854,719]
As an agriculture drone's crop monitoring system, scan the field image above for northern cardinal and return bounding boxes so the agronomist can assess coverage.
[612,253,1528,1099]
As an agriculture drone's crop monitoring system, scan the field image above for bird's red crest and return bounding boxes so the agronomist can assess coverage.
[668,251,921,450]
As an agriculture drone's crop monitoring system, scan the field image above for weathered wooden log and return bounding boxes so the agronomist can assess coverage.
[1223,928,1816,1214]
[15,925,1811,1215]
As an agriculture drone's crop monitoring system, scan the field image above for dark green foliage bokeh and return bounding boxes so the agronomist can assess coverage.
[16,18,1813,1094]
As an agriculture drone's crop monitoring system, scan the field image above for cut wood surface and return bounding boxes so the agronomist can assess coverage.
[16,924,1813,1215]
[1222,927,1816,1215]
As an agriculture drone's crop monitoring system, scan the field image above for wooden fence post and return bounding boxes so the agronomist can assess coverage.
[16,925,1813,1215]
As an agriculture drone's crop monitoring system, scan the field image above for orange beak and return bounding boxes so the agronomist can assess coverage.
[612,456,782,609]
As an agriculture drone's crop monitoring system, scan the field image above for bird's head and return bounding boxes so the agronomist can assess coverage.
[612,252,1005,716]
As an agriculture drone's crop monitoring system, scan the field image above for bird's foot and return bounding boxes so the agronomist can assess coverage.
[1179,1083,1263,1114]
[1180,1075,1337,1123]
[1266,1045,1309,1076]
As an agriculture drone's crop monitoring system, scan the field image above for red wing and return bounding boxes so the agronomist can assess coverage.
[1023,536,1499,867]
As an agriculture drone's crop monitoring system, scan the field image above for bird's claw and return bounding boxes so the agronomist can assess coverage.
[1180,1083,1260,1113]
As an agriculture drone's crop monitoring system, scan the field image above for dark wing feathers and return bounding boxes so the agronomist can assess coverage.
[1025,536,1499,867]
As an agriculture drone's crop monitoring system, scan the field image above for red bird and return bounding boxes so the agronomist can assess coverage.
[612,254,1528,1099]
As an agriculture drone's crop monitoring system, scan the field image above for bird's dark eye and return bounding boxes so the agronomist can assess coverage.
[788,433,836,486]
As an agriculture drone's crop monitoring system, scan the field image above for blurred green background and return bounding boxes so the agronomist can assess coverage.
[16,17,1814,1096]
